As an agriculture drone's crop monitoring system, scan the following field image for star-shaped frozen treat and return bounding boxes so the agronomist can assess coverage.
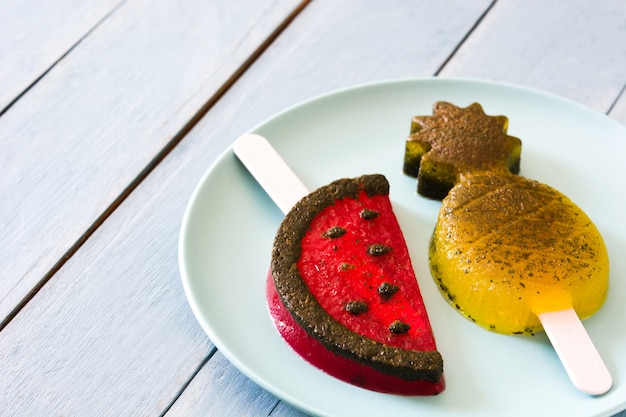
[403,102,522,200]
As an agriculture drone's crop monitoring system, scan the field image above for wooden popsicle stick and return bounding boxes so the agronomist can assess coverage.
[233,133,308,215]
[234,132,613,397]
[538,308,612,395]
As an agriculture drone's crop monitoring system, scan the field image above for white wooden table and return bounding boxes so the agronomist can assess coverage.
[2,1,626,416]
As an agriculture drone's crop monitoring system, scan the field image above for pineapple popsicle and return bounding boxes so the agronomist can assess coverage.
[403,101,609,335]
[403,102,611,394]
[430,171,609,336]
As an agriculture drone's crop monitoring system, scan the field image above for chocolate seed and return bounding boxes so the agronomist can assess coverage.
[367,244,391,256]
[378,282,400,299]
[346,301,369,315]
[360,208,380,220]
[323,226,346,238]
[389,320,410,334]
[339,262,355,271]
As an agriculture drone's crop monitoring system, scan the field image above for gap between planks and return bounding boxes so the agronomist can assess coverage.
[158,346,218,417]
[0,0,314,333]
[434,0,497,75]
[607,82,626,115]
[0,0,128,118]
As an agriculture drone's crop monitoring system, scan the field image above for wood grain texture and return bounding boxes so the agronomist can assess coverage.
[165,350,279,417]
[439,0,626,116]
[0,0,123,113]
[0,0,302,324]
[0,171,215,415]
[218,0,495,115]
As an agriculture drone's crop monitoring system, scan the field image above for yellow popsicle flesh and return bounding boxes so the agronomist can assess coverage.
[429,171,609,335]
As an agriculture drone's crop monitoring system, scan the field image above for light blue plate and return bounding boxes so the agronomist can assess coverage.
[179,78,626,417]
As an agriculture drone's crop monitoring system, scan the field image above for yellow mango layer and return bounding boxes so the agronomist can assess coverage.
[429,171,609,335]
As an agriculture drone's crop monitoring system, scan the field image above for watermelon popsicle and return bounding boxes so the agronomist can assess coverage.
[233,133,445,395]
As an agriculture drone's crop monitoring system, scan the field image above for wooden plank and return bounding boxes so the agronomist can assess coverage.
[0,0,303,324]
[217,0,495,112]
[0,0,492,415]
[0,155,217,415]
[0,0,122,113]
[165,350,279,417]
[439,0,626,115]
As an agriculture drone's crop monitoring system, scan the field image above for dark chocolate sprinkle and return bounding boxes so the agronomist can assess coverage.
[378,282,400,299]
[339,262,355,271]
[345,301,369,315]
[360,208,380,220]
[367,244,391,256]
[389,320,411,334]
[323,226,347,238]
